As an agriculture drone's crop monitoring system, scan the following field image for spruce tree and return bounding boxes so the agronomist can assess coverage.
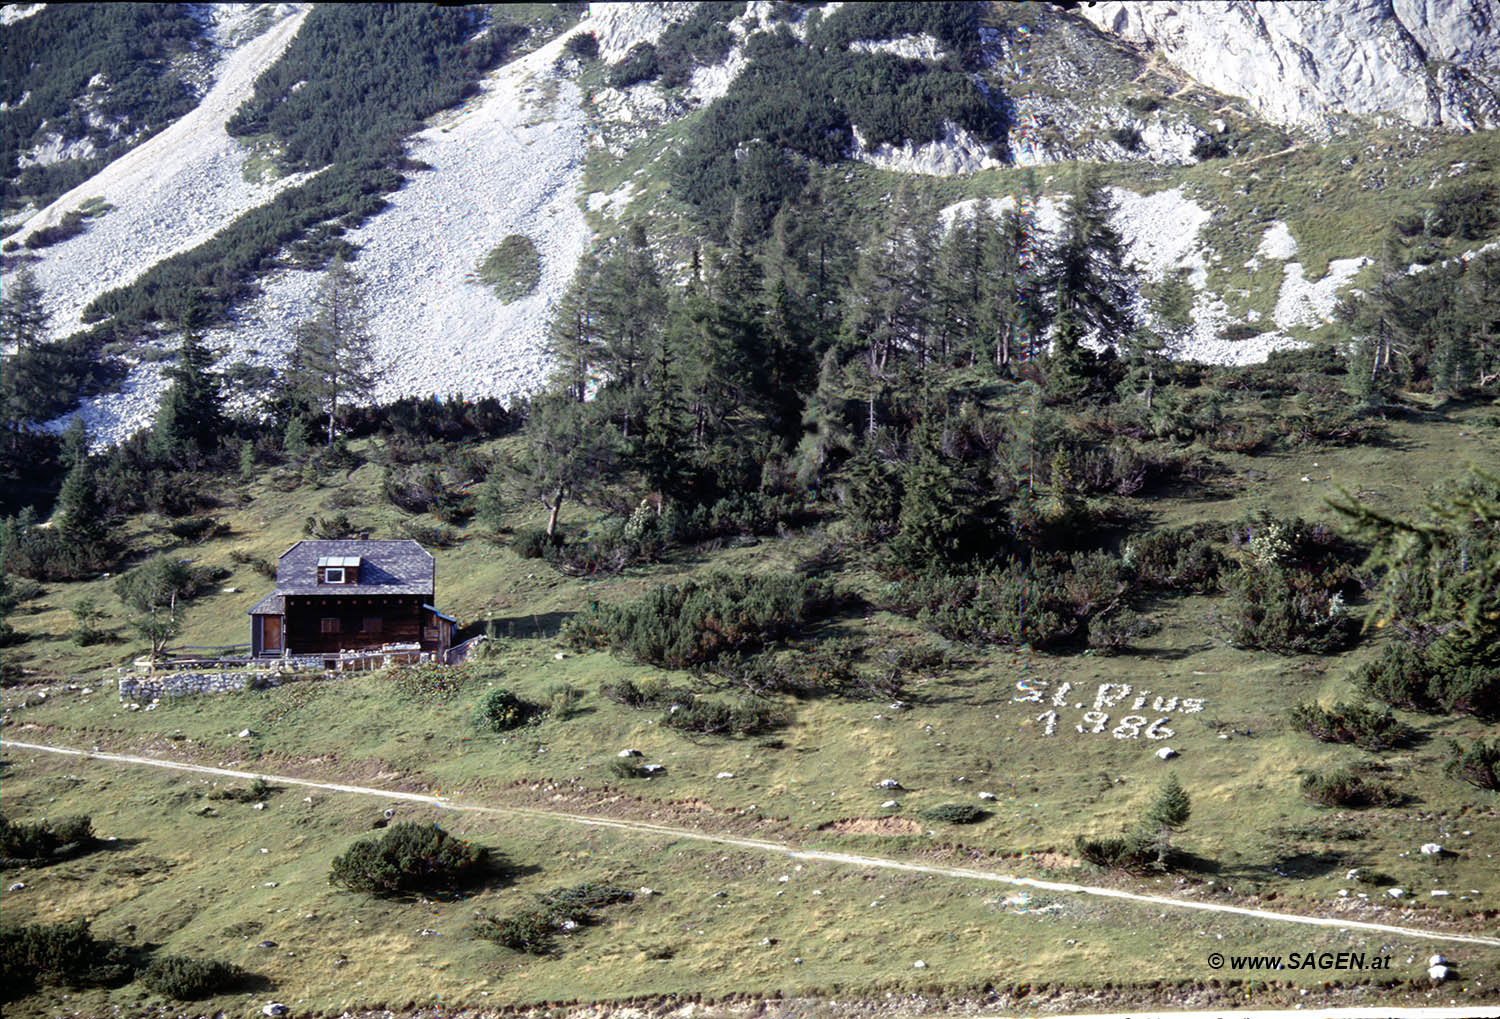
[150,307,225,466]
[54,420,104,538]
[1040,170,1136,346]
[1135,773,1190,868]
[0,266,49,352]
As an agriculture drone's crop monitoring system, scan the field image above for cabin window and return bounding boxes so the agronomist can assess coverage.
[321,617,340,634]
[324,567,345,584]
[362,616,381,633]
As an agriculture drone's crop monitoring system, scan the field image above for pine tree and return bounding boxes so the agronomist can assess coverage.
[546,250,602,402]
[54,419,104,538]
[1135,773,1190,868]
[512,395,617,537]
[291,256,380,445]
[595,222,667,396]
[150,306,225,466]
[0,266,49,352]
[1040,170,1136,346]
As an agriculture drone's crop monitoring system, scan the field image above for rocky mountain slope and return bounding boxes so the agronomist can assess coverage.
[2,1,1497,447]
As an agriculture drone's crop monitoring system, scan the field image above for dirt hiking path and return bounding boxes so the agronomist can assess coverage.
[6,738,1499,950]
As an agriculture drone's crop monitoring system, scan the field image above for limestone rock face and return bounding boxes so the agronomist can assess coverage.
[1078,0,1500,132]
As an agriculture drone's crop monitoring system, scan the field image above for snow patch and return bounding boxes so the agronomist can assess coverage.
[1256,221,1299,260]
[848,34,944,61]
[1274,258,1370,330]
[847,122,1003,176]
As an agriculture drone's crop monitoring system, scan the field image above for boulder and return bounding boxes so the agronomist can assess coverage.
[1429,964,1452,983]
[878,778,901,789]
[262,1005,289,1017]
[1156,747,1179,760]
[978,791,997,800]
[618,748,642,757]
[881,800,900,809]
[1420,842,1443,855]
[1429,954,1448,967]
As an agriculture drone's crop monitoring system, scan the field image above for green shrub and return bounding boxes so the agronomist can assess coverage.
[513,527,558,559]
[140,955,245,1000]
[1352,643,1437,711]
[479,687,538,731]
[328,821,487,899]
[545,682,584,719]
[566,572,835,669]
[919,803,987,824]
[609,759,643,779]
[0,918,133,1002]
[1289,702,1407,751]
[475,908,556,953]
[1086,608,1159,654]
[1221,564,1356,655]
[474,882,633,955]
[1074,832,1148,868]
[1300,768,1405,808]
[0,814,95,866]
[661,695,785,737]
[476,234,542,303]
[538,882,633,914]
[1124,527,1225,592]
[166,515,224,541]
[1443,738,1500,791]
[608,42,660,87]
[208,777,273,803]
[562,32,598,59]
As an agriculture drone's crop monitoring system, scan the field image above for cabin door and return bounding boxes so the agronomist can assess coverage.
[263,616,283,653]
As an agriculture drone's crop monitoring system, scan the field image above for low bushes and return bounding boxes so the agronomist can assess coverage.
[0,814,95,866]
[660,695,785,737]
[328,822,487,899]
[0,919,133,1002]
[1300,768,1405,808]
[474,882,633,955]
[476,235,541,303]
[919,803,987,824]
[478,687,541,732]
[1289,702,1407,751]
[140,955,245,1000]
[1444,738,1500,791]
[566,572,836,669]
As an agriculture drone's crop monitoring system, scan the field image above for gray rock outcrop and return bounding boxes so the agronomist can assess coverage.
[1079,0,1500,132]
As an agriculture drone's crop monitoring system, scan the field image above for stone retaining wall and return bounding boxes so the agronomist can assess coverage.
[118,671,283,702]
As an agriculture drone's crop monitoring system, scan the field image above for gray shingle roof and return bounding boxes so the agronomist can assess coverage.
[260,539,434,600]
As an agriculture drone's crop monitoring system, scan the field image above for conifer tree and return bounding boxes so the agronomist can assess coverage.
[0,266,48,353]
[150,303,225,466]
[546,250,603,402]
[291,256,380,445]
[54,419,104,539]
[1040,170,1135,345]
[1136,773,1191,868]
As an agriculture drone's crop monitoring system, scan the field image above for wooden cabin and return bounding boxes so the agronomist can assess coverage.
[248,540,457,662]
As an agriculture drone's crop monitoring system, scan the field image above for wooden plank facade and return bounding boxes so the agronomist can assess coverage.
[249,540,456,663]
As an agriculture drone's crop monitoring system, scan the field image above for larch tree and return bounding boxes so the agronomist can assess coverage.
[292,255,380,445]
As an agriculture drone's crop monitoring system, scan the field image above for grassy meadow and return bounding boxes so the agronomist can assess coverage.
[4,401,1499,1014]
